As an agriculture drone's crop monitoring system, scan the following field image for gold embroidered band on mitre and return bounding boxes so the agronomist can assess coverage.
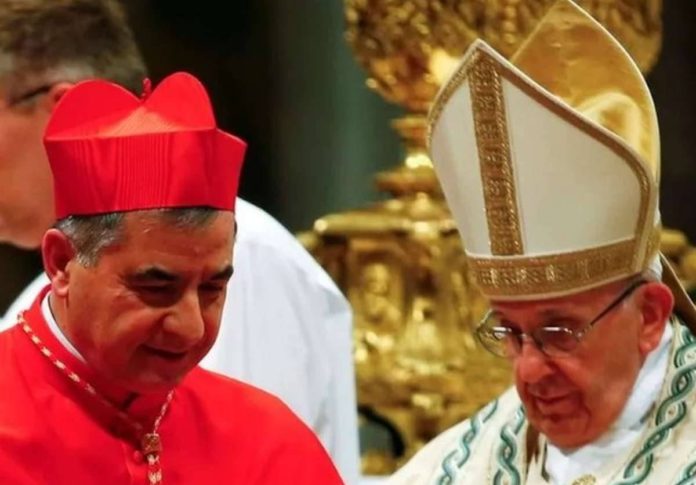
[468,226,661,299]
[467,49,523,257]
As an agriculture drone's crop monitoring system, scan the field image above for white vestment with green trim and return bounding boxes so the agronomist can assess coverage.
[389,319,696,485]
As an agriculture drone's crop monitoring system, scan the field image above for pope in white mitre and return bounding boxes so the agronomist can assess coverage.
[389,1,696,484]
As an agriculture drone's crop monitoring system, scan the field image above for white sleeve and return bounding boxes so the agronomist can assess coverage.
[200,237,360,484]
[386,421,472,485]
[322,291,361,485]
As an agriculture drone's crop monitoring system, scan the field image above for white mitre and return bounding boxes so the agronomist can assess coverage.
[428,0,695,319]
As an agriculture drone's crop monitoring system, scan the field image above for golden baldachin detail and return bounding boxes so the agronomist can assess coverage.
[344,0,662,113]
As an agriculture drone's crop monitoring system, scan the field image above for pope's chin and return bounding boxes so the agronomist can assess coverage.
[522,396,592,447]
[528,407,593,448]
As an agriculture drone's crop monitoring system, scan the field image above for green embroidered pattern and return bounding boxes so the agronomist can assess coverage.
[484,321,696,485]
[674,460,696,485]
[493,406,526,485]
[437,399,499,485]
[614,325,696,485]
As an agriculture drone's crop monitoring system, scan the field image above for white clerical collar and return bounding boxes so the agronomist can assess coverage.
[41,292,85,362]
[545,321,674,485]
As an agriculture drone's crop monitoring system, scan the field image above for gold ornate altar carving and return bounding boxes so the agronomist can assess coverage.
[301,0,696,475]
[344,0,663,114]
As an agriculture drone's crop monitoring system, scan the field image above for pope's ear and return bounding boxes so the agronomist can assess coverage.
[636,281,673,357]
[42,229,76,297]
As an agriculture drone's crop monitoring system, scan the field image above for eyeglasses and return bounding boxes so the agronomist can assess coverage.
[475,279,647,358]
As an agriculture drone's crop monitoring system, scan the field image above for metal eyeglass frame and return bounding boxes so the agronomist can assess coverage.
[475,279,648,358]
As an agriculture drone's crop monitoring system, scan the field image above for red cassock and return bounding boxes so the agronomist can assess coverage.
[0,287,344,484]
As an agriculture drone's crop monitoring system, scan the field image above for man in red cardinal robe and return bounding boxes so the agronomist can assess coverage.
[0,72,343,485]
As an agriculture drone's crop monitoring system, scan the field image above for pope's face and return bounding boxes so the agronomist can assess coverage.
[491,280,650,448]
[0,87,56,248]
[62,211,235,393]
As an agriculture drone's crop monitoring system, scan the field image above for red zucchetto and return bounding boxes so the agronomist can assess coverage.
[43,72,246,219]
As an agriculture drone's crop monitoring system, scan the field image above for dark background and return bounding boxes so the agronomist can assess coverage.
[1,0,695,312]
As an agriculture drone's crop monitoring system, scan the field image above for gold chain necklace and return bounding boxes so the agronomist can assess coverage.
[19,314,173,485]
